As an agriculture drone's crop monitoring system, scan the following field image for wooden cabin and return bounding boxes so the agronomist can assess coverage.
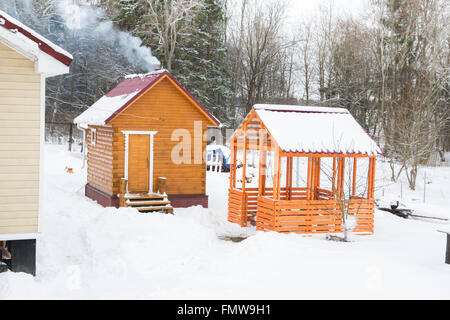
[74,70,220,212]
[0,10,72,274]
[228,105,382,235]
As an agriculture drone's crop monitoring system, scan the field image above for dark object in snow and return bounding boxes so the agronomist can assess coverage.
[378,207,412,219]
[379,206,448,221]
[218,236,247,243]
[0,262,8,274]
[447,234,450,265]
[326,235,348,242]
[391,201,400,210]
[4,240,36,276]
[438,231,450,265]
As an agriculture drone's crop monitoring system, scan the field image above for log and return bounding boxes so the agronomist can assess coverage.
[409,214,448,221]
[381,207,449,221]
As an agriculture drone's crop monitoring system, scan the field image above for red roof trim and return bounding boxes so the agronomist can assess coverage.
[104,71,220,126]
[0,13,73,66]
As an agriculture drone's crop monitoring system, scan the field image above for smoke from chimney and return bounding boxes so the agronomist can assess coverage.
[59,0,160,71]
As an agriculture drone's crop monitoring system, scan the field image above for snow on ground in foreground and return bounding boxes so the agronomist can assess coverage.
[0,144,450,299]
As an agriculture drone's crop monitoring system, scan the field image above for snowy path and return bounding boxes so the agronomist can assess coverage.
[0,144,449,299]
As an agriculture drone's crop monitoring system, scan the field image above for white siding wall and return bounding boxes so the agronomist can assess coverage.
[0,42,40,234]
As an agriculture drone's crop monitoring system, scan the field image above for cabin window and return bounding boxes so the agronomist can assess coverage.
[90,129,97,146]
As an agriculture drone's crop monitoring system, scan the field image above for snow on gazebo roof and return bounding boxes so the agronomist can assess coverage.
[252,104,382,156]
[0,9,73,67]
[74,69,220,128]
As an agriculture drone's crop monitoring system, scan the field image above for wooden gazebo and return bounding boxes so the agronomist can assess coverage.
[228,105,382,235]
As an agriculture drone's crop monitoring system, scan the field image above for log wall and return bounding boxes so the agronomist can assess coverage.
[86,125,114,195]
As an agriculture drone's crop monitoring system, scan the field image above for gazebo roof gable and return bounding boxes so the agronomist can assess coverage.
[232,105,382,156]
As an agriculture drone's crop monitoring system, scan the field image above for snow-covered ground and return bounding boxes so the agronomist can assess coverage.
[0,144,449,299]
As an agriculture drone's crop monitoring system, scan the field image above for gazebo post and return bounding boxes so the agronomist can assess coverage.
[258,128,267,197]
[352,157,357,197]
[368,157,376,199]
[286,156,293,200]
[337,157,345,198]
[242,125,248,191]
[307,157,312,200]
[314,157,321,199]
[367,157,372,199]
[307,157,321,200]
[372,157,376,198]
[341,157,346,197]
[241,126,248,226]
[229,138,234,188]
[229,136,237,189]
[273,145,281,200]
[332,157,337,196]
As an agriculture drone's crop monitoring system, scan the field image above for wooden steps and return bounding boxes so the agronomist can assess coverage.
[125,193,174,214]
[127,200,172,206]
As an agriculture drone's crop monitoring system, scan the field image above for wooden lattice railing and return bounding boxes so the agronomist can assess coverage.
[228,187,309,227]
[228,188,374,234]
[228,188,248,226]
[256,197,374,234]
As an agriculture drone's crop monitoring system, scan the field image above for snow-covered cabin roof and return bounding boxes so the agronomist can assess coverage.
[0,10,73,76]
[74,69,220,128]
[242,104,382,156]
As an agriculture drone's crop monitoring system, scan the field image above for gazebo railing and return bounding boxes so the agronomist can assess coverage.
[256,197,374,235]
[228,187,308,226]
[228,188,374,234]
[316,188,334,200]
[257,197,342,233]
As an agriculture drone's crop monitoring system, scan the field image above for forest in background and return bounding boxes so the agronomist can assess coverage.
[0,0,448,190]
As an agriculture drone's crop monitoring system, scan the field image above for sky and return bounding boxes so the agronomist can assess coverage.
[229,0,373,34]
[287,0,369,16]
[285,0,371,28]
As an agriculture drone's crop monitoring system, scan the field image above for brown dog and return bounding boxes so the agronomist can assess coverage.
[65,167,74,174]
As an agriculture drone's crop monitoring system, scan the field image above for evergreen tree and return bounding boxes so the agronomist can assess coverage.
[111,0,146,33]
[172,0,232,125]
[109,0,232,125]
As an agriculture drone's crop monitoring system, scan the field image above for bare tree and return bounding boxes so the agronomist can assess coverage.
[143,0,204,71]
[373,0,449,189]
[328,18,380,135]
[226,0,295,121]
[315,1,334,103]
[297,19,315,105]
